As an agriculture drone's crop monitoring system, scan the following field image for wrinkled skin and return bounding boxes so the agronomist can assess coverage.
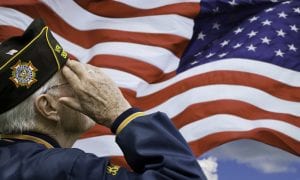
[59,60,131,128]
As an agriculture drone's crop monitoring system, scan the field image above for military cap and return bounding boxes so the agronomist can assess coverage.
[0,19,68,114]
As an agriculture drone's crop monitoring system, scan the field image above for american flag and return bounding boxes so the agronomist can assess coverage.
[0,0,299,166]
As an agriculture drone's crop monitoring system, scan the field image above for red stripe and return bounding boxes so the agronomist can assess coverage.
[189,128,300,156]
[80,125,112,139]
[172,100,300,129]
[88,55,176,83]
[0,26,23,41]
[0,0,38,5]
[4,4,189,57]
[80,99,300,139]
[75,0,200,19]
[121,71,300,109]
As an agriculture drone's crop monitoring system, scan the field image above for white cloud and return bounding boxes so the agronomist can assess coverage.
[206,140,300,174]
[198,156,218,180]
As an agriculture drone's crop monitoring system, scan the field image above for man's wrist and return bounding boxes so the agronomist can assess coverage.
[111,108,144,134]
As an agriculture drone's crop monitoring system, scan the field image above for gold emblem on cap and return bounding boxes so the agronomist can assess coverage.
[9,60,38,88]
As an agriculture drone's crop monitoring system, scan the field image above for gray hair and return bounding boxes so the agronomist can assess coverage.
[0,72,63,134]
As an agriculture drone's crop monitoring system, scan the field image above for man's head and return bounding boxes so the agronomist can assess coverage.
[34,72,95,136]
[0,71,95,135]
[0,19,95,137]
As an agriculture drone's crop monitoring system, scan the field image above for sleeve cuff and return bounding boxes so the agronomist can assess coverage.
[111,108,144,134]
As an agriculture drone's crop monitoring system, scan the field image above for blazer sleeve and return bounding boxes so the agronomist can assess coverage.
[70,109,207,180]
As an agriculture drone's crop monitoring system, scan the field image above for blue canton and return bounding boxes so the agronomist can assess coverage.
[178,0,300,73]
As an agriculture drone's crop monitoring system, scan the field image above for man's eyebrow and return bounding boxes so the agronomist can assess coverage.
[42,83,69,94]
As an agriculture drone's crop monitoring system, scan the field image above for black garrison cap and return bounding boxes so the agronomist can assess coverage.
[0,19,68,114]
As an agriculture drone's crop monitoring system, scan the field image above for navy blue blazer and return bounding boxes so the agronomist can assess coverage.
[0,109,206,179]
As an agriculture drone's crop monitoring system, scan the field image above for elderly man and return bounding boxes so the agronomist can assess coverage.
[0,19,206,180]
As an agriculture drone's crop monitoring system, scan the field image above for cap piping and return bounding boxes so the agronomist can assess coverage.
[45,27,61,70]
[0,26,48,71]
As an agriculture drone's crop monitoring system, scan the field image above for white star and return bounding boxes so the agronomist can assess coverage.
[276,29,286,37]
[294,7,300,14]
[261,19,272,26]
[246,44,257,52]
[190,61,198,65]
[219,52,228,58]
[282,1,291,4]
[288,44,297,52]
[270,0,278,2]
[249,16,259,23]
[194,51,202,57]
[247,31,258,38]
[233,43,242,49]
[278,11,288,19]
[228,0,238,6]
[206,53,215,58]
[261,37,271,45]
[275,49,285,57]
[290,25,299,32]
[265,8,275,12]
[220,40,230,47]
[234,27,244,34]
[197,32,206,40]
[213,23,221,30]
[213,7,220,13]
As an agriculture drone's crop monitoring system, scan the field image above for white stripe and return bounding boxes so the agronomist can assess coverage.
[73,135,122,157]
[41,0,194,39]
[180,114,300,142]
[73,58,300,99]
[54,33,179,73]
[114,0,200,9]
[136,58,300,97]
[0,9,179,73]
[101,68,147,91]
[0,7,32,29]
[52,33,180,73]
[71,58,300,96]
[145,85,300,117]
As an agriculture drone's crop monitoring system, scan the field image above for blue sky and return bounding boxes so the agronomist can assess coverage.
[198,140,300,180]
[217,159,300,180]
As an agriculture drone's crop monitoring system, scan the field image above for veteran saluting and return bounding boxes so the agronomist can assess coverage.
[0,19,206,180]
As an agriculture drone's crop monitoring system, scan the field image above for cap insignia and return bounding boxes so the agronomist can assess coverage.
[9,60,38,88]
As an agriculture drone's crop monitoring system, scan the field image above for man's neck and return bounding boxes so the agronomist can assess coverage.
[50,131,81,148]
[30,128,81,148]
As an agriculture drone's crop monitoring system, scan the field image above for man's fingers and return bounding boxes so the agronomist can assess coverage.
[59,97,82,112]
[66,60,88,78]
[61,66,81,88]
[85,64,102,73]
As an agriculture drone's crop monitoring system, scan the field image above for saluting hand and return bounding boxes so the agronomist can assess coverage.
[59,60,131,128]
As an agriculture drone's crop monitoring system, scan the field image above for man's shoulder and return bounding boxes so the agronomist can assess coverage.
[21,141,88,160]
[0,141,92,179]
[0,142,84,179]
[1,140,89,166]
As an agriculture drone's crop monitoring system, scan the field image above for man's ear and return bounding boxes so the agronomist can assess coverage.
[34,94,60,122]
